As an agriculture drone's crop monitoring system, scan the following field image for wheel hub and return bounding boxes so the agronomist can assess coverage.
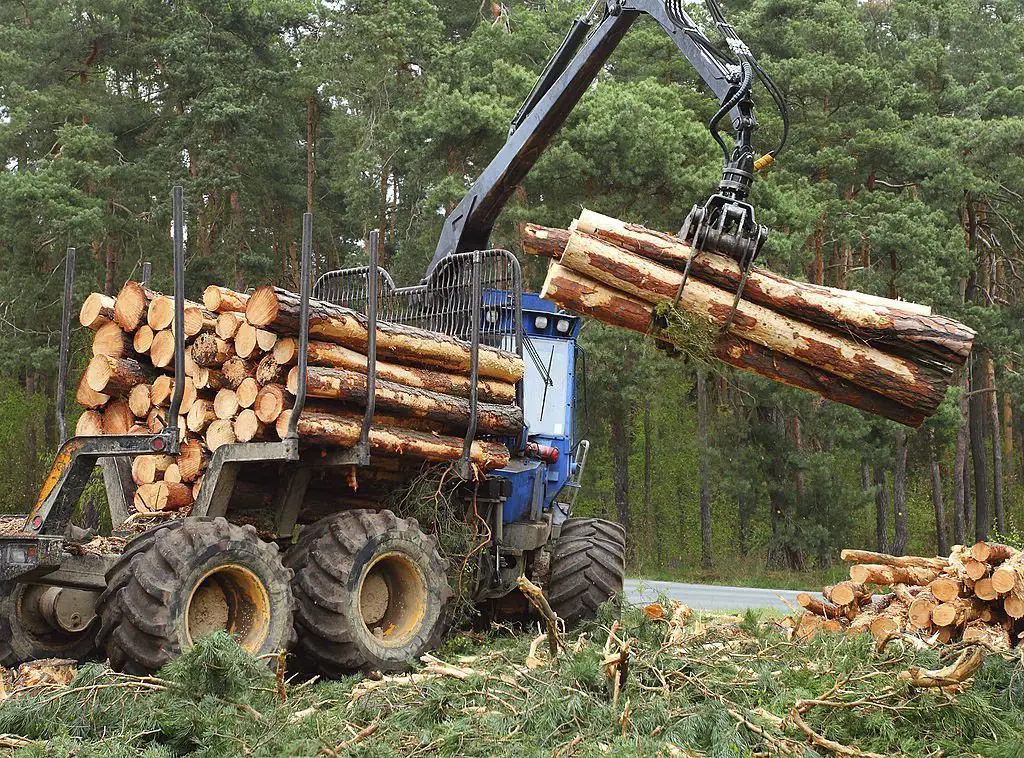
[357,552,427,647]
[185,564,271,652]
[37,587,99,634]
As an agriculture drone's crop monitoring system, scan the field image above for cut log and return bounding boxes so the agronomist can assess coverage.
[75,410,104,436]
[215,312,243,340]
[288,365,523,436]
[214,388,240,420]
[147,295,202,331]
[204,285,249,314]
[256,328,277,352]
[131,454,174,486]
[276,409,510,470]
[520,224,571,259]
[92,322,136,360]
[540,265,927,426]
[163,463,182,484]
[1003,594,1024,619]
[193,367,225,391]
[849,563,942,586]
[79,292,116,329]
[236,377,260,409]
[234,322,261,359]
[113,282,157,332]
[970,541,1016,564]
[991,554,1024,594]
[221,357,256,390]
[191,333,235,367]
[146,408,165,434]
[134,482,193,513]
[183,306,217,338]
[796,593,843,619]
[150,375,197,413]
[273,338,517,404]
[149,330,176,369]
[908,592,937,630]
[183,348,199,378]
[963,558,989,581]
[962,620,1011,651]
[86,356,148,395]
[234,409,266,443]
[931,597,984,627]
[974,577,999,601]
[557,231,951,414]
[187,398,217,433]
[566,210,973,365]
[255,384,292,424]
[840,549,948,571]
[828,581,870,607]
[176,440,207,482]
[133,325,155,355]
[128,384,152,418]
[102,399,134,435]
[246,286,524,384]
[75,374,109,409]
[869,615,902,642]
[928,576,962,603]
[255,354,284,387]
[205,419,237,451]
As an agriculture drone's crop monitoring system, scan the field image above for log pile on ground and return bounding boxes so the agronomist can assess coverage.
[522,210,975,426]
[74,281,524,518]
[791,542,1024,650]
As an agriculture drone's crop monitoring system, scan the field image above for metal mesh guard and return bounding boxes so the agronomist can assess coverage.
[314,250,523,355]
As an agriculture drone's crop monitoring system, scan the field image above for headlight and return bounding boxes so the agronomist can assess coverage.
[555,318,571,334]
[534,315,548,330]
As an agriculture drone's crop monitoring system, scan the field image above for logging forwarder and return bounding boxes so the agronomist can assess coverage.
[0,0,779,675]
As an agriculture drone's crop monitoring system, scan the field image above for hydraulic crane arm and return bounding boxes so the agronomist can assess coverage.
[429,0,787,276]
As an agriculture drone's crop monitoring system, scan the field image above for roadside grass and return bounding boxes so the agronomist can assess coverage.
[1,603,1022,757]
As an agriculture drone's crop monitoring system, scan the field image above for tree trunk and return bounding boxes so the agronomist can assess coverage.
[643,399,654,565]
[953,372,968,546]
[970,358,991,540]
[610,403,632,539]
[893,430,908,556]
[874,465,890,554]
[697,368,712,570]
[930,437,949,556]
[984,354,1004,532]
[541,266,927,426]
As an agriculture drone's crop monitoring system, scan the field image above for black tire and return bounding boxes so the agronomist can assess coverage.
[547,518,626,626]
[287,509,453,675]
[99,517,294,674]
[0,581,99,666]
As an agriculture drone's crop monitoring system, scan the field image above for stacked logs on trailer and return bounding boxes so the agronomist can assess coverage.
[791,543,1024,651]
[521,210,976,426]
[75,282,524,518]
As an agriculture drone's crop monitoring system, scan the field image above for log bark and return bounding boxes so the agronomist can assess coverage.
[191,333,235,367]
[840,549,948,571]
[222,357,256,389]
[540,266,928,426]
[246,286,524,384]
[273,337,517,404]
[557,232,951,414]
[796,593,844,619]
[204,285,249,314]
[79,292,115,329]
[113,282,157,332]
[564,210,974,365]
[276,409,510,470]
[134,481,193,513]
[255,354,284,387]
[255,384,292,424]
[849,563,942,586]
[86,355,148,395]
[288,366,523,436]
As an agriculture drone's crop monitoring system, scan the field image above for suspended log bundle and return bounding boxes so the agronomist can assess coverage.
[523,210,975,426]
[73,279,525,519]
[793,542,1024,650]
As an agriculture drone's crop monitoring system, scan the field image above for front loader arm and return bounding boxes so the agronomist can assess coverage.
[429,0,766,272]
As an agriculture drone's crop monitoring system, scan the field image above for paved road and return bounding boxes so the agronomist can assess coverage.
[625,578,815,612]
